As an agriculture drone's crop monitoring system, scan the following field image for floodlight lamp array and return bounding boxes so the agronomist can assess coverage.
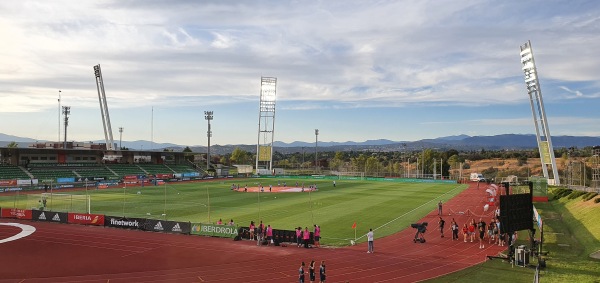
[519,44,538,91]
[94,65,101,78]
[204,111,213,121]
[260,77,277,103]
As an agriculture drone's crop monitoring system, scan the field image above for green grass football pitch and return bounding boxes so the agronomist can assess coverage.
[1,179,466,246]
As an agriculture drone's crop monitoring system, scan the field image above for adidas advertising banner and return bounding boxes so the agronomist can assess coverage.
[141,219,191,234]
[1,208,33,220]
[68,213,105,226]
[32,210,68,224]
[190,223,239,238]
[104,216,145,230]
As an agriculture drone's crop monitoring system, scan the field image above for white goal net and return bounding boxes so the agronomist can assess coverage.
[27,193,91,214]
[333,171,365,180]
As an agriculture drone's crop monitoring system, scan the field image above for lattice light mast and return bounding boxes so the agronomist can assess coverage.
[205,111,213,170]
[256,77,277,174]
[119,127,124,149]
[520,41,560,185]
[93,64,115,151]
[315,129,319,172]
[62,106,70,149]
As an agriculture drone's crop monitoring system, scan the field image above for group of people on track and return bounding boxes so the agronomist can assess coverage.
[299,260,326,283]
[245,221,321,248]
[438,206,510,249]
[295,225,321,248]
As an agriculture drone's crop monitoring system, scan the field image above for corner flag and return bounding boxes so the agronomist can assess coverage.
[351,222,356,229]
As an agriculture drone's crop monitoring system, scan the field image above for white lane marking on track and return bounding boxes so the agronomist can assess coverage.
[0,223,36,243]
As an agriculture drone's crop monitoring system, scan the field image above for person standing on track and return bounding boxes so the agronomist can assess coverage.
[303,227,311,248]
[438,217,445,238]
[296,227,303,247]
[313,224,321,248]
[478,218,486,249]
[309,260,316,283]
[266,224,273,246]
[249,221,255,240]
[438,200,443,215]
[468,219,476,242]
[319,260,326,283]
[367,228,374,253]
[462,223,469,242]
[451,220,459,240]
[299,261,306,283]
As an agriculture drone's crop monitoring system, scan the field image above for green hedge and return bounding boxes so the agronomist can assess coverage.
[553,188,573,200]
[582,192,598,201]
[567,190,587,200]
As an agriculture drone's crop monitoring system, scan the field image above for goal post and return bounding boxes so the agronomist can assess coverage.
[334,171,365,180]
[27,193,91,214]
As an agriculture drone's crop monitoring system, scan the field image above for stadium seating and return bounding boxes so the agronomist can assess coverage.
[166,164,202,174]
[104,164,147,178]
[0,165,32,179]
[138,164,175,175]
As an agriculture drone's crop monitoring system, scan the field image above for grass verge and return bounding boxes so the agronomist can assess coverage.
[426,187,600,283]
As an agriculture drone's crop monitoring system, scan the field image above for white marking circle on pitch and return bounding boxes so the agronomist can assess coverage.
[0,223,36,243]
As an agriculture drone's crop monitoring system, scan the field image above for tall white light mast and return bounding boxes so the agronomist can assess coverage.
[256,77,277,173]
[520,41,560,185]
[93,64,115,151]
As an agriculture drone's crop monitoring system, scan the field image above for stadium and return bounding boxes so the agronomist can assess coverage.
[1,16,599,283]
[2,72,597,282]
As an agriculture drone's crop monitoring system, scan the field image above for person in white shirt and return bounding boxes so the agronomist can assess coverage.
[367,228,374,253]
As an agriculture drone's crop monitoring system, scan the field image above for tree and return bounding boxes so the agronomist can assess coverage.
[7,142,18,148]
[182,146,194,162]
[230,147,250,164]
[365,156,379,175]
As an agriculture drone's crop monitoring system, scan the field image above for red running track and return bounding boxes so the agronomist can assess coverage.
[0,182,505,283]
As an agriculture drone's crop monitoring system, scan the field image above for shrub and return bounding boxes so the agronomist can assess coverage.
[595,198,600,204]
[567,191,587,200]
[582,192,598,201]
[552,188,573,200]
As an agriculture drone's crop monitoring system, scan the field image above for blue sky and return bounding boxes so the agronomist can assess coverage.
[1,0,599,147]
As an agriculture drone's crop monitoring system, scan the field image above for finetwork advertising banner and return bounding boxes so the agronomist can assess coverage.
[191,223,239,238]
[31,210,68,223]
[68,212,105,226]
[104,216,145,230]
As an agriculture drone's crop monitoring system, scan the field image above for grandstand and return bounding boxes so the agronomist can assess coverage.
[28,163,79,180]
[0,164,31,180]
[105,164,147,177]
[0,147,206,183]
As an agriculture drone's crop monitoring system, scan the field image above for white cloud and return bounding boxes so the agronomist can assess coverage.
[1,0,599,144]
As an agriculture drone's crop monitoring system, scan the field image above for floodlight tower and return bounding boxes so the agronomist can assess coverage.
[58,90,61,144]
[93,64,115,151]
[205,111,213,170]
[315,129,319,172]
[520,40,560,185]
[256,77,277,174]
[119,127,124,149]
[62,106,70,149]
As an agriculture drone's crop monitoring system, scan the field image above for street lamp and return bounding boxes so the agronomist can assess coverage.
[315,129,319,172]
[205,111,213,170]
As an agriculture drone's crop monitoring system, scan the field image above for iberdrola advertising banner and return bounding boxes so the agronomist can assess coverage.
[191,223,239,238]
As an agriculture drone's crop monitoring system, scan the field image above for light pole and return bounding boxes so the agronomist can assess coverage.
[119,127,123,149]
[58,90,61,144]
[315,129,319,172]
[205,111,213,170]
[62,106,71,149]
[302,147,305,169]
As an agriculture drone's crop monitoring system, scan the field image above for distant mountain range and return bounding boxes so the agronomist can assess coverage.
[1,132,599,154]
